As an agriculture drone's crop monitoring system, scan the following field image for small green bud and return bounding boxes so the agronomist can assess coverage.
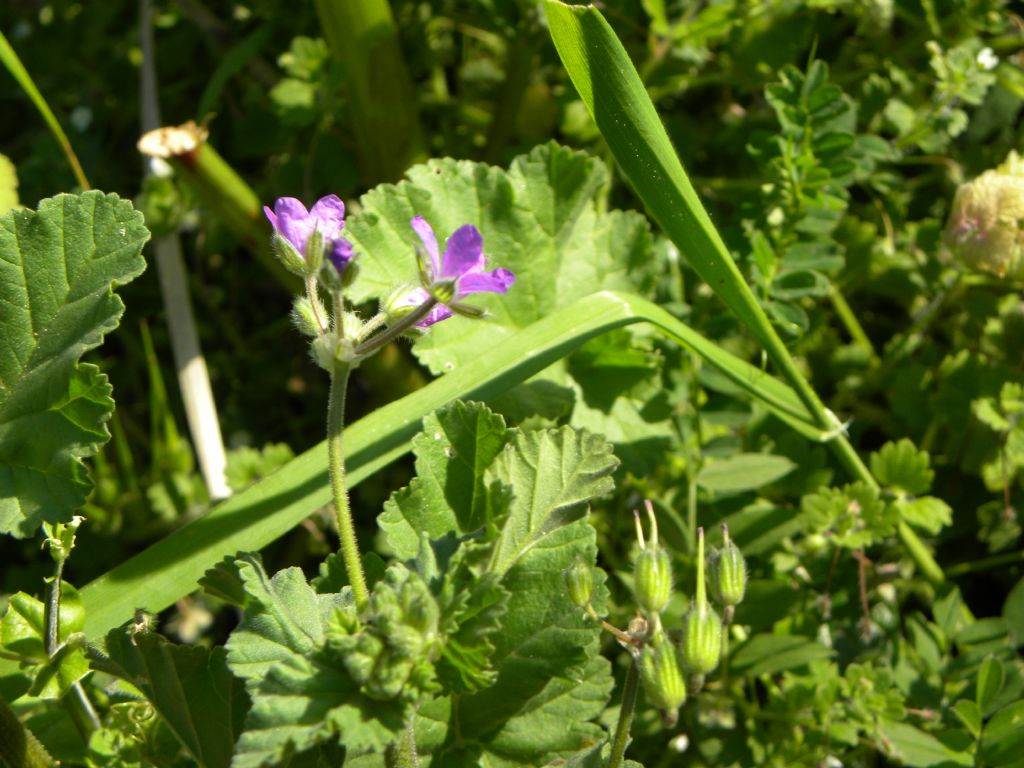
[633,501,673,616]
[310,334,337,371]
[430,278,457,305]
[270,231,307,276]
[318,258,344,294]
[708,524,747,608]
[638,633,686,726]
[680,602,722,676]
[564,557,594,608]
[381,284,425,325]
[291,296,325,337]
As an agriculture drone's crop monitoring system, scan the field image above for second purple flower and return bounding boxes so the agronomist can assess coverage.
[404,216,516,326]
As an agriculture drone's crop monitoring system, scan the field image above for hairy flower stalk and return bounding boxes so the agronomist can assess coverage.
[265,200,515,612]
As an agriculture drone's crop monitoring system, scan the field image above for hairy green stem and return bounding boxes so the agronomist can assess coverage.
[327,363,368,609]
[44,557,100,739]
[607,661,639,768]
[385,717,420,768]
[354,297,439,358]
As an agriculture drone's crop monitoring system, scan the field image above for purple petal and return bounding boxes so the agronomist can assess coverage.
[411,216,441,276]
[263,205,278,229]
[309,195,346,232]
[441,225,485,279]
[274,197,315,253]
[457,267,516,296]
[417,304,454,327]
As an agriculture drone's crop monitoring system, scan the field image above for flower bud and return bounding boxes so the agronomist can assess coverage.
[318,258,344,294]
[291,296,325,337]
[708,524,747,608]
[944,150,1024,280]
[430,277,458,306]
[270,231,307,277]
[381,284,426,324]
[563,557,594,609]
[680,602,722,676]
[633,501,673,616]
[638,633,686,726]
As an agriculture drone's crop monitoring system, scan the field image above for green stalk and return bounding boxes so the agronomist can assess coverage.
[607,661,639,768]
[829,285,878,364]
[315,0,422,182]
[354,297,440,357]
[327,362,369,609]
[543,2,943,584]
[0,31,90,190]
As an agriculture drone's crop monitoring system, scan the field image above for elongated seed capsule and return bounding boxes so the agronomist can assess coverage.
[633,501,673,616]
[638,631,686,726]
[709,523,747,608]
[680,527,722,677]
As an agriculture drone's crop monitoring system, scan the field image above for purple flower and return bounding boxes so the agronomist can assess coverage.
[406,216,515,326]
[264,195,353,274]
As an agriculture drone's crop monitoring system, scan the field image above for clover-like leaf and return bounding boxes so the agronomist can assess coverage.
[870,439,934,496]
[801,481,898,549]
[0,192,149,537]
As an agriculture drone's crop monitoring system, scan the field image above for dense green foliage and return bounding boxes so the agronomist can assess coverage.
[1,0,1023,766]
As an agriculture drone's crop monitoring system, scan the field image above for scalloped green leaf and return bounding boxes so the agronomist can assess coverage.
[870,439,934,496]
[0,192,149,538]
[380,401,509,559]
[225,556,404,767]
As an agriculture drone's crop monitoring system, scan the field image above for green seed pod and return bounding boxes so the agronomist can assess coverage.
[680,526,722,675]
[633,501,673,616]
[634,546,673,615]
[638,634,686,726]
[709,525,747,608]
[563,557,594,609]
[680,602,722,675]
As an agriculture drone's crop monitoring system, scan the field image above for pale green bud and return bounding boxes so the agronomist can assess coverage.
[638,633,686,726]
[563,557,594,609]
[381,284,425,324]
[291,296,325,337]
[944,151,1024,280]
[270,231,307,276]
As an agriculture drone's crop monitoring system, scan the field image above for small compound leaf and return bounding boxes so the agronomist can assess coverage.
[870,439,934,496]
